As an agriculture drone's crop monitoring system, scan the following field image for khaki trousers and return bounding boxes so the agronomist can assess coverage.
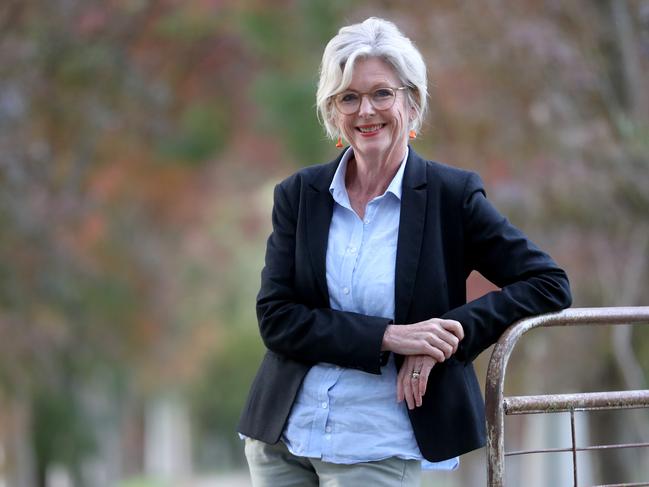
[244,438,422,487]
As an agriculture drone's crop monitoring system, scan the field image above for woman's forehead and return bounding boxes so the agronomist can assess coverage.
[346,57,400,88]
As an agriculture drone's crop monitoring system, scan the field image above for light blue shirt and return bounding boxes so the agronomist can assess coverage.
[281,148,458,470]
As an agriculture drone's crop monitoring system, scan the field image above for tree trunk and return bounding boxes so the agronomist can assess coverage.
[4,394,37,487]
[611,0,649,123]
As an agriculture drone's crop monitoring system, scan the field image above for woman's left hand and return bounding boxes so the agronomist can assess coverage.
[397,354,436,410]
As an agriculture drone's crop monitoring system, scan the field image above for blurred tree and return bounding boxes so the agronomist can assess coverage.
[0,0,243,483]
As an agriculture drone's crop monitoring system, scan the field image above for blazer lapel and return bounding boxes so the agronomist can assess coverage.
[395,148,428,325]
[305,155,341,303]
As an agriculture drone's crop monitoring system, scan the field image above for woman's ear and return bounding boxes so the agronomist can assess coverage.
[329,115,341,139]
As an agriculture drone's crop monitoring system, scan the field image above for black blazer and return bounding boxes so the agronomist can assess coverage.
[238,147,571,462]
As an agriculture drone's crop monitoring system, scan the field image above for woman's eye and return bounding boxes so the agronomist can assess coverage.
[373,89,393,99]
[341,93,359,103]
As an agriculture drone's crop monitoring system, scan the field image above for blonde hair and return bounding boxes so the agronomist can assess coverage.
[316,17,428,139]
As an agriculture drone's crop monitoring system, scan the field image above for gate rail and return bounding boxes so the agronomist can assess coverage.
[485,307,649,487]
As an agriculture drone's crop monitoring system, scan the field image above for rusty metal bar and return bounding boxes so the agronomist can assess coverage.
[485,307,649,487]
[505,441,649,456]
[590,483,649,487]
[504,390,649,415]
[571,409,578,487]
[591,483,649,487]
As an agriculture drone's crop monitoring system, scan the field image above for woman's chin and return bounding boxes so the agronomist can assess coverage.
[351,136,406,160]
[351,134,391,152]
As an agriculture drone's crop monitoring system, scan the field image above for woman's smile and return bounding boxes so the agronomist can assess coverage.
[357,123,387,135]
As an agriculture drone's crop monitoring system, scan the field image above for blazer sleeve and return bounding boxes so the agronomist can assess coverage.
[255,180,391,374]
[442,172,572,363]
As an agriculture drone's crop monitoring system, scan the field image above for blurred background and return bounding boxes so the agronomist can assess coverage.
[1,0,648,486]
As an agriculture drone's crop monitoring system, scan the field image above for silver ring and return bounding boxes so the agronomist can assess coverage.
[411,371,421,380]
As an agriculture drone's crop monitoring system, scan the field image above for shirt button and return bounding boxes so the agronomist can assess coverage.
[321,402,328,409]
[348,246,356,254]
[325,426,332,433]
[364,219,370,225]
[342,287,350,295]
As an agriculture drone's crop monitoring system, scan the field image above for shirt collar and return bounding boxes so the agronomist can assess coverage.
[329,147,409,205]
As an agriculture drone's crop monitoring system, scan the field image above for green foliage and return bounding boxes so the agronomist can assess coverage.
[154,8,224,43]
[253,72,330,164]
[239,0,347,164]
[119,478,168,487]
[157,101,230,163]
[55,44,118,88]
[298,0,347,45]
[189,329,264,468]
[237,9,288,60]
[237,0,344,60]
[635,327,649,381]
[32,383,96,482]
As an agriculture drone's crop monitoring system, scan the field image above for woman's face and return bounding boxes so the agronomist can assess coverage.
[334,57,413,160]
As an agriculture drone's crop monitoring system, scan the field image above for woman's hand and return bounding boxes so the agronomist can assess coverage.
[381,318,464,362]
[397,354,436,409]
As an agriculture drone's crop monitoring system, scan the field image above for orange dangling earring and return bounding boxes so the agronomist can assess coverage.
[409,130,417,140]
[335,137,343,148]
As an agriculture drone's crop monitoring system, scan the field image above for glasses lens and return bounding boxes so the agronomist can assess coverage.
[335,92,359,114]
[371,88,395,110]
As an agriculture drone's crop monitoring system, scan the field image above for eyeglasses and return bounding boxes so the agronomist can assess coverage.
[333,86,408,115]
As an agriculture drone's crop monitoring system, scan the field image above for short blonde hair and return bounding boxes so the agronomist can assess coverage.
[316,17,428,139]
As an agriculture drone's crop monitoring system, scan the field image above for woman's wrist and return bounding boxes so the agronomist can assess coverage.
[381,324,393,351]
[381,324,400,351]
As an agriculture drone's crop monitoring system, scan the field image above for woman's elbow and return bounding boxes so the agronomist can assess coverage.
[552,270,573,309]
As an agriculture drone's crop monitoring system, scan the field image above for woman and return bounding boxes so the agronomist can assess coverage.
[238,17,571,486]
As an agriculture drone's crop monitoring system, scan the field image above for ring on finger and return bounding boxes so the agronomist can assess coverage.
[410,370,421,380]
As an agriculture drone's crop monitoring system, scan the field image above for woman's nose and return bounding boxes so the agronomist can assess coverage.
[357,94,375,116]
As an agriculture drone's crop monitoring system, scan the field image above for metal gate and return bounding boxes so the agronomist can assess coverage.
[485,307,649,487]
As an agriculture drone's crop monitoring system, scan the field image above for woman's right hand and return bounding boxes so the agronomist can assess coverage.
[397,354,437,409]
[381,318,464,362]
